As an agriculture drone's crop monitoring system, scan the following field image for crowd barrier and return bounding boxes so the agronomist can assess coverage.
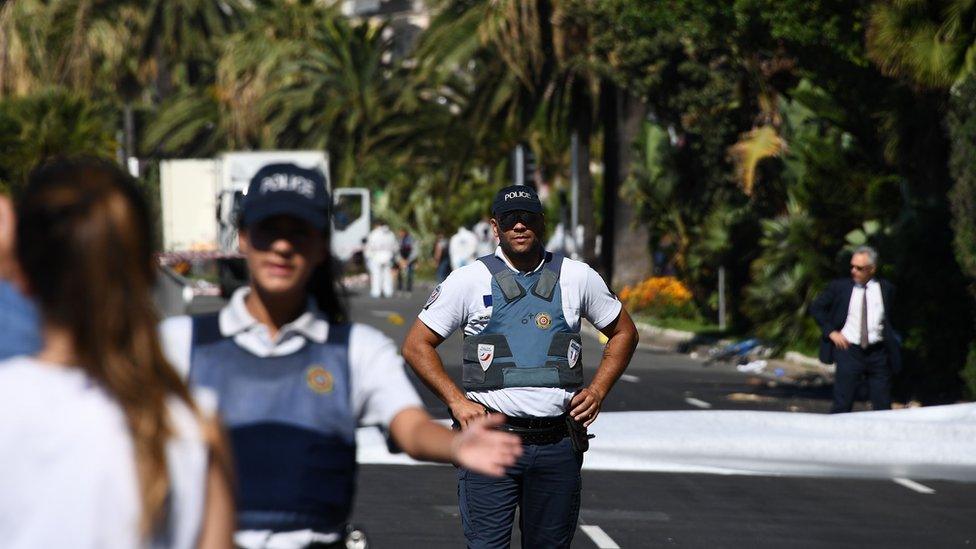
[356,405,976,482]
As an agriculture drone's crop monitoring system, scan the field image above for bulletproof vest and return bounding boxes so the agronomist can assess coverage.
[461,253,584,391]
[189,315,357,533]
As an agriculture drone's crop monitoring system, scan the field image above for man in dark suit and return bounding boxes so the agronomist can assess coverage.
[810,246,902,413]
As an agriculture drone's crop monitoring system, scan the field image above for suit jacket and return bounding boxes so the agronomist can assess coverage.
[809,277,902,372]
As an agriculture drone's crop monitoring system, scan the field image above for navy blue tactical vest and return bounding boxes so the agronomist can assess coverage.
[189,314,357,533]
[461,253,584,391]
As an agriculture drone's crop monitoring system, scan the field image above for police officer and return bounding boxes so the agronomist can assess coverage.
[160,164,522,549]
[402,185,639,548]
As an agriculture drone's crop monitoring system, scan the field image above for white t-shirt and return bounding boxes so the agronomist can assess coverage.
[159,288,424,548]
[418,247,622,417]
[0,357,211,549]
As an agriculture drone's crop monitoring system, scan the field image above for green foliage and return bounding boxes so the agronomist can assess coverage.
[0,88,117,190]
[964,342,976,400]
[946,76,976,282]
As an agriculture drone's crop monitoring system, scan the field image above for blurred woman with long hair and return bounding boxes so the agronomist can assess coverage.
[0,158,234,548]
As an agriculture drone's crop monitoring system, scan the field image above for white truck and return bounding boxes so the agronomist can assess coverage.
[159,151,370,296]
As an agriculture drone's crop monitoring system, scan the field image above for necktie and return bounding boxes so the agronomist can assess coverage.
[860,285,869,349]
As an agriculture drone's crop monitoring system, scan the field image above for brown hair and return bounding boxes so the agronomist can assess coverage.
[16,157,193,535]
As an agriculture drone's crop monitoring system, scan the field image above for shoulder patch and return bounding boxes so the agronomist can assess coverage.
[424,285,442,310]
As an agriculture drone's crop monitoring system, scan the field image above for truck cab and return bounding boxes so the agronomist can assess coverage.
[160,151,370,297]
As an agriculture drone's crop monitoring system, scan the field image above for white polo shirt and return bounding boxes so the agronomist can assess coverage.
[160,287,424,431]
[418,247,622,417]
[159,287,424,549]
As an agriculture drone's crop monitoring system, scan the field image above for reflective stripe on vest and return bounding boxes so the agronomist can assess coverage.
[461,252,584,391]
[189,314,357,533]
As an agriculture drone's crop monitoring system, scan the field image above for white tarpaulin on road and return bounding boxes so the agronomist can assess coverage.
[356,404,976,482]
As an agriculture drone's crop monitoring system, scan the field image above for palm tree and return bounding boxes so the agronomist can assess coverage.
[261,12,405,186]
[0,88,117,189]
[138,0,247,96]
[867,0,976,88]
[416,0,604,263]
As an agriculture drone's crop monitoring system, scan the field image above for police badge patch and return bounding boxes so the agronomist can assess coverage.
[567,339,582,369]
[535,312,552,330]
[424,285,441,310]
[477,343,495,371]
[306,366,334,394]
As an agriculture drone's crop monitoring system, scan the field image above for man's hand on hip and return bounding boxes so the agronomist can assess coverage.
[570,387,604,427]
[451,399,488,429]
[829,331,850,350]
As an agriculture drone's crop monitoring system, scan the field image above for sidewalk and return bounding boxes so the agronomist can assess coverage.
[583,319,835,390]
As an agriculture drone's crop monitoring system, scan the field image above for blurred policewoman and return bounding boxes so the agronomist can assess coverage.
[159,164,521,549]
[0,158,235,549]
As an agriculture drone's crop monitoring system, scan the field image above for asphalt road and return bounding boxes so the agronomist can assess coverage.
[189,285,976,548]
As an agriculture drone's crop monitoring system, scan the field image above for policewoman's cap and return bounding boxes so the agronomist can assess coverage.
[241,163,330,230]
[491,185,543,216]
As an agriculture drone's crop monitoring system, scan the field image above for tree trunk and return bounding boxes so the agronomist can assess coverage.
[609,88,652,289]
[573,80,596,266]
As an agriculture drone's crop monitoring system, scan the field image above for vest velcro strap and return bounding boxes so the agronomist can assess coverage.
[545,360,585,388]
[462,334,513,363]
[532,269,559,301]
[502,366,561,387]
[478,254,526,303]
[494,270,527,302]
[547,332,581,359]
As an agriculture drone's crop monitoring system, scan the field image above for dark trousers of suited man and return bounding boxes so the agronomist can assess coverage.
[810,246,902,413]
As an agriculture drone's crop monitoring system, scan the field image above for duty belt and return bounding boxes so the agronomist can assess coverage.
[491,408,569,445]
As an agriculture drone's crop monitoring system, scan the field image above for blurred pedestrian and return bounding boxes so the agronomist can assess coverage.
[473,216,496,258]
[811,245,902,413]
[402,185,639,549]
[397,227,418,294]
[160,163,521,549]
[364,220,397,298]
[0,158,234,549]
[433,231,451,282]
[449,224,478,271]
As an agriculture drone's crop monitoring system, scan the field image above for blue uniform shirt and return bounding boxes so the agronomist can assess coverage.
[0,281,41,359]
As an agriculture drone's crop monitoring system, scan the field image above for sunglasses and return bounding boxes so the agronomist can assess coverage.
[850,264,873,272]
[497,210,542,231]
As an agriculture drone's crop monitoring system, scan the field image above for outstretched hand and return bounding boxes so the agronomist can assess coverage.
[451,414,522,477]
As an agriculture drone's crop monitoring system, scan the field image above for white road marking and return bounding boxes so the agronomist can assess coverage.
[893,478,935,494]
[369,310,398,317]
[580,525,621,549]
[620,374,640,383]
[684,397,712,409]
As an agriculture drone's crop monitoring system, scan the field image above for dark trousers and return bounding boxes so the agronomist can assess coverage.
[831,344,892,413]
[397,261,415,291]
[458,437,582,549]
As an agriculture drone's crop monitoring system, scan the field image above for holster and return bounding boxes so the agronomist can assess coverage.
[566,416,593,453]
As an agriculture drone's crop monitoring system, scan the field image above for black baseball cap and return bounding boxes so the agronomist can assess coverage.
[491,185,543,216]
[240,163,330,230]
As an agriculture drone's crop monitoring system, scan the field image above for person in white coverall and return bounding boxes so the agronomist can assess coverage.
[449,225,479,271]
[365,222,398,298]
[472,217,497,258]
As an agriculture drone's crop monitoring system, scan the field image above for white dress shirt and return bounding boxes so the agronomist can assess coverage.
[840,279,885,346]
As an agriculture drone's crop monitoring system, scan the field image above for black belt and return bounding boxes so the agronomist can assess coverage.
[485,407,569,445]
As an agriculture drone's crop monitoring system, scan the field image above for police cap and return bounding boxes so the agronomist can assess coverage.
[240,163,330,230]
[491,185,543,216]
